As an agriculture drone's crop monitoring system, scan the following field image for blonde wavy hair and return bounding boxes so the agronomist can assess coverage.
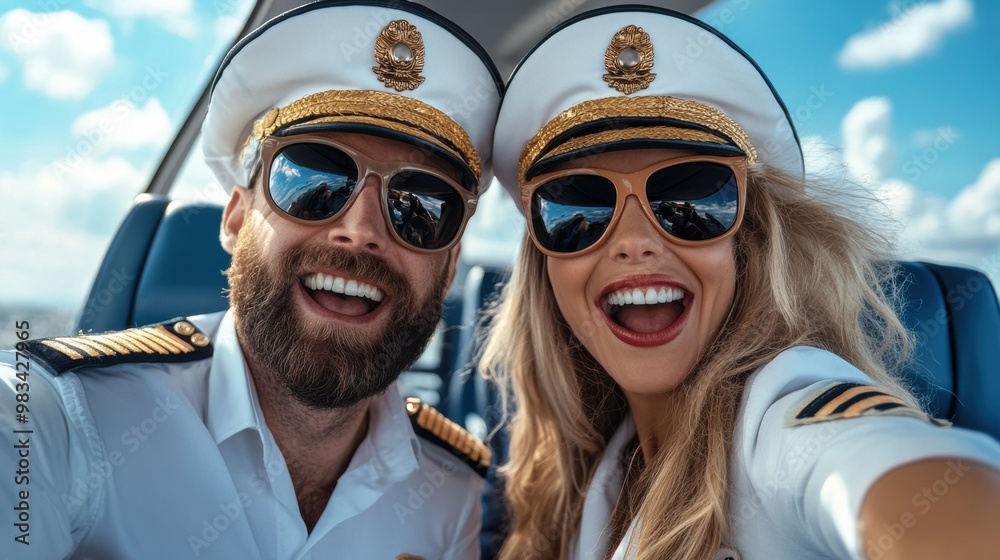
[479,163,919,559]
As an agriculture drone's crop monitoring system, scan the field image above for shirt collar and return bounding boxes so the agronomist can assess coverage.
[205,309,264,444]
[354,382,421,485]
[204,308,422,483]
[576,414,636,560]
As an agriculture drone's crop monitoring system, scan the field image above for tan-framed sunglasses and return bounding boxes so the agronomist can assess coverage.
[258,133,478,253]
[520,154,747,257]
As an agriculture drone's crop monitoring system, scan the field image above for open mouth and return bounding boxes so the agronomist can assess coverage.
[600,282,691,347]
[301,272,386,317]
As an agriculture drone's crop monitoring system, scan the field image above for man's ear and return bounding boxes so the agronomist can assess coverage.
[444,241,462,289]
[220,186,251,255]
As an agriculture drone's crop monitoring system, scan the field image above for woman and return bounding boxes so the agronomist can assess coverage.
[481,7,1000,560]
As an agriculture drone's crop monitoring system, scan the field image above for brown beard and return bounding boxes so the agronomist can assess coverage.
[227,222,449,410]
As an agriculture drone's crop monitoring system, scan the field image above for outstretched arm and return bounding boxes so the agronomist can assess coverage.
[859,458,1000,559]
[1,355,85,559]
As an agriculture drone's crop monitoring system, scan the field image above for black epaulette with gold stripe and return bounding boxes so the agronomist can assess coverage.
[405,397,491,477]
[790,382,948,427]
[23,318,213,376]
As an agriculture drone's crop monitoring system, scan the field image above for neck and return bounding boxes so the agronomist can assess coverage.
[243,348,371,532]
[623,390,684,465]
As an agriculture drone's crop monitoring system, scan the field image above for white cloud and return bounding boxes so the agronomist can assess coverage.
[214,9,246,42]
[85,0,198,38]
[913,127,959,148]
[0,156,147,307]
[823,97,1000,290]
[70,98,172,154]
[0,10,114,100]
[0,156,142,229]
[801,135,846,180]
[946,159,1000,240]
[842,97,895,184]
[202,0,253,71]
[838,0,973,70]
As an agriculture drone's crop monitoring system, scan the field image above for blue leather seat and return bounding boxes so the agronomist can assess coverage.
[82,197,1000,438]
[84,197,1000,560]
[77,195,231,333]
[893,261,1000,438]
[77,194,465,407]
[449,262,1000,441]
[460,261,1000,559]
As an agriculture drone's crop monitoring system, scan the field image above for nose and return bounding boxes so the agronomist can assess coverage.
[603,196,663,262]
[325,173,389,253]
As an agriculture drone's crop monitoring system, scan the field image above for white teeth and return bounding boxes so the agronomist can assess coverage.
[301,273,384,303]
[605,286,686,307]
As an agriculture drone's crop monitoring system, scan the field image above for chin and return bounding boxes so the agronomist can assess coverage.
[598,354,693,397]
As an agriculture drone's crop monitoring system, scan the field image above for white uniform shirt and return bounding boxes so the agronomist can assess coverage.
[572,346,1000,560]
[0,310,482,560]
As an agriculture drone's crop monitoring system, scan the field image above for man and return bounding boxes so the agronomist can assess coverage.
[0,1,501,558]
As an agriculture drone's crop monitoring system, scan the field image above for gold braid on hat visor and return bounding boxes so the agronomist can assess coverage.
[519,96,757,182]
[246,89,481,180]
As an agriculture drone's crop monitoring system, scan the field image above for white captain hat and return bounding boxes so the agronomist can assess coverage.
[494,5,803,209]
[203,0,502,192]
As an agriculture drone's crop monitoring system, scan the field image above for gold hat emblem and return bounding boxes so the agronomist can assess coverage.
[373,20,426,91]
[603,25,656,95]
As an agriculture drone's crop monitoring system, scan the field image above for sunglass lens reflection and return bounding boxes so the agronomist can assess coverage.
[269,144,359,221]
[387,172,465,250]
[646,162,739,242]
[531,175,617,253]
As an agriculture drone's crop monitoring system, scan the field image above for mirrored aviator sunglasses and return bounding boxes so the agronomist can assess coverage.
[521,155,748,257]
[258,133,478,252]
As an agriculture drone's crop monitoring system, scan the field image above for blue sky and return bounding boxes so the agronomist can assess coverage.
[0,1,243,169]
[0,0,998,313]
[700,0,1000,199]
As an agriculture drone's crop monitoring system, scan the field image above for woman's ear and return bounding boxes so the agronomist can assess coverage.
[220,186,251,254]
